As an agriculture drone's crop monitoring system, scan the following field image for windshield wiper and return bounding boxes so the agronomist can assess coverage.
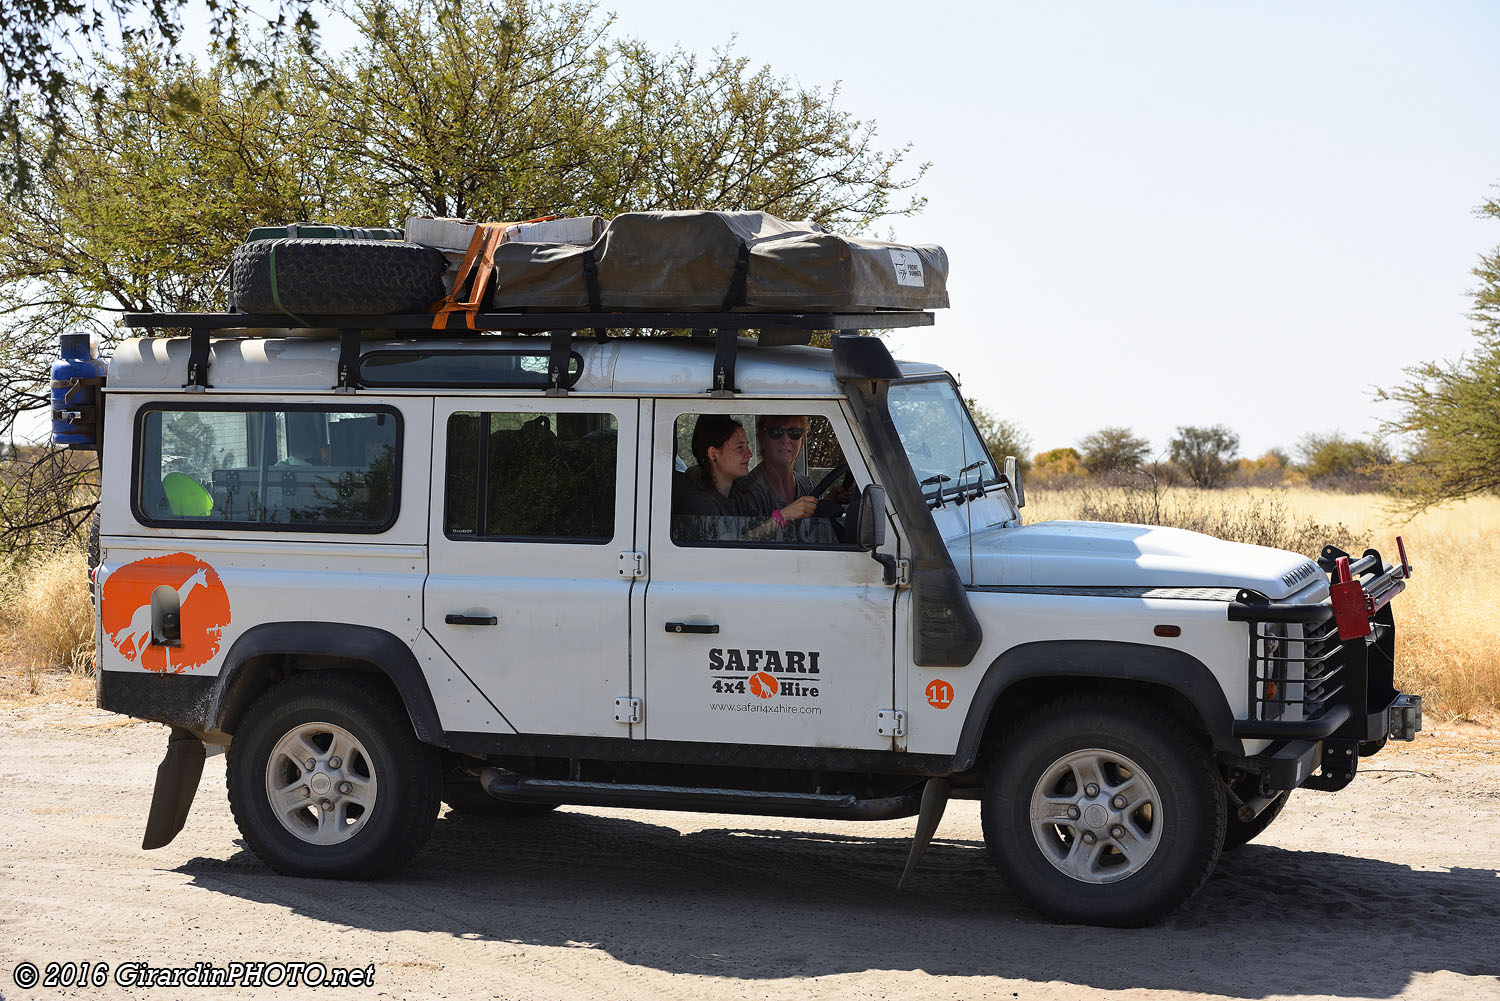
[953,461,986,504]
[920,473,951,508]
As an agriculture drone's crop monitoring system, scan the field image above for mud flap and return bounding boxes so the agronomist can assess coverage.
[142,726,206,850]
[897,777,951,890]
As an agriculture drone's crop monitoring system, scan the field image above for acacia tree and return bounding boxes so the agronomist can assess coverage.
[1379,189,1500,509]
[1169,424,1240,488]
[1079,426,1150,475]
[0,0,927,549]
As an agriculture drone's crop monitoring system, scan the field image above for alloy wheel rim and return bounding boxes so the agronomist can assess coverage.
[264,721,377,845]
[1028,747,1163,884]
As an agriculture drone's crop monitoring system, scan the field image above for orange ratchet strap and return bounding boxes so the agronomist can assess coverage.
[430,215,558,330]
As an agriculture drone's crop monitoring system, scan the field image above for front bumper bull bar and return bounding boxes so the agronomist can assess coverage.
[1227,544,1418,749]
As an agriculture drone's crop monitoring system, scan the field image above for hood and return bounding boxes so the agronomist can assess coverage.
[956,520,1325,601]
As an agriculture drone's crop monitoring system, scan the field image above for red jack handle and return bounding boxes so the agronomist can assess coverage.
[1329,556,1373,641]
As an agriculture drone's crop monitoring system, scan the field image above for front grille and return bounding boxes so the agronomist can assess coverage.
[1247,612,1348,725]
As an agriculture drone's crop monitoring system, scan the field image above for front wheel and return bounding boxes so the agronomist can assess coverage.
[227,672,441,878]
[981,695,1226,926]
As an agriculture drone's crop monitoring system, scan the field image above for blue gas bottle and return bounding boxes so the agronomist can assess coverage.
[51,333,108,449]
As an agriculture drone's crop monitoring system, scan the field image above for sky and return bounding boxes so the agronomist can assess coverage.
[164,1,1500,461]
[589,0,1500,460]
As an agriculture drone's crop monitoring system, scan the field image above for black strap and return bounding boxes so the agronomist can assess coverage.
[720,242,750,311]
[184,328,210,389]
[581,247,602,312]
[337,328,362,391]
[548,329,572,393]
[711,329,737,395]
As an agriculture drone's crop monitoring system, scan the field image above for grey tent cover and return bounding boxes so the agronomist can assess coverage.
[488,211,948,312]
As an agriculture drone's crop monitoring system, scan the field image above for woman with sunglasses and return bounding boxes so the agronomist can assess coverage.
[734,416,820,529]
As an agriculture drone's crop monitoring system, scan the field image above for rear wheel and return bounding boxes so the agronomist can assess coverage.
[227,672,441,878]
[981,694,1226,926]
[1223,788,1291,851]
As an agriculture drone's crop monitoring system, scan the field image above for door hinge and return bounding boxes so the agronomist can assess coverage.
[894,558,911,587]
[614,697,642,725]
[876,709,906,738]
[617,551,646,578]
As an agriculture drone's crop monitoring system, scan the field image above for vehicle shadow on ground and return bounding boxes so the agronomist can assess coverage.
[176,809,1500,997]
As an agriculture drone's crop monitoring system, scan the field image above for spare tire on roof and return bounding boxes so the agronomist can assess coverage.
[232,238,448,317]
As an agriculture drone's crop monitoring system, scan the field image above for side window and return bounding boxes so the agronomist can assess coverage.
[135,406,400,530]
[444,411,618,542]
[669,411,853,548]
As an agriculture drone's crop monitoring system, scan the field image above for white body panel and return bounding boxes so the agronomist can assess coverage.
[423,396,640,738]
[95,393,431,680]
[641,400,899,750]
[902,592,1252,756]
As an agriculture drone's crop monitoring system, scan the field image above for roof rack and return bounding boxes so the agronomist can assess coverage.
[121,309,934,396]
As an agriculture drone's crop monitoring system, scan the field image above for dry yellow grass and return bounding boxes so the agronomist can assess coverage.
[0,540,95,700]
[1026,485,1500,722]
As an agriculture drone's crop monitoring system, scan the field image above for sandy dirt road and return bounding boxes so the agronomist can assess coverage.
[1,700,1498,1001]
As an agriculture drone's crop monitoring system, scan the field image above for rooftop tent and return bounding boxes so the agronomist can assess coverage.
[487,211,948,313]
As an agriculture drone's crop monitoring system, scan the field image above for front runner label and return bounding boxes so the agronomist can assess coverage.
[889,249,925,287]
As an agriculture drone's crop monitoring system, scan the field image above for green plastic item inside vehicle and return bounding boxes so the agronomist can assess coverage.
[162,472,213,517]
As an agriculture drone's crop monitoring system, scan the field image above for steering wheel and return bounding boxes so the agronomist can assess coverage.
[811,462,851,500]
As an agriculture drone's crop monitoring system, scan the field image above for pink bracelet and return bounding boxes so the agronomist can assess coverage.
[771,508,788,528]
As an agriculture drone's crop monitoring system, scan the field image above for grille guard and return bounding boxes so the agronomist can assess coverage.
[1227,546,1407,743]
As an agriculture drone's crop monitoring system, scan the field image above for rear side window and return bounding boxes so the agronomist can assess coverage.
[444,411,618,542]
[134,405,401,531]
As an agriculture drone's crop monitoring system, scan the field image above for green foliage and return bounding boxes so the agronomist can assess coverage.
[1379,188,1500,510]
[966,400,1030,472]
[1168,424,1240,489]
[1295,431,1392,487]
[0,0,319,194]
[1078,425,1150,475]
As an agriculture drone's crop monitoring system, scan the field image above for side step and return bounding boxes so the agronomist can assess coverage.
[480,769,919,821]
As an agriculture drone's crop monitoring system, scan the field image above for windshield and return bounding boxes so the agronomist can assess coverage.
[888,379,1001,499]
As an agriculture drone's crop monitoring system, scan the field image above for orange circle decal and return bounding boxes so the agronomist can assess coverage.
[749,672,779,699]
[101,553,230,674]
[926,679,954,709]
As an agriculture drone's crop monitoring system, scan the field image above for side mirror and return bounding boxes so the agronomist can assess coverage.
[1005,455,1026,509]
[857,484,888,551]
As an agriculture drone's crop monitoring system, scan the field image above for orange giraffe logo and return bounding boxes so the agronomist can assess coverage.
[748,672,779,699]
[101,553,230,673]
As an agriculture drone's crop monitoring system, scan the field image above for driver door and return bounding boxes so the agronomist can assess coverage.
[641,400,899,750]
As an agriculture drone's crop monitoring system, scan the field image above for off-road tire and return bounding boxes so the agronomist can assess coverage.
[227,671,441,878]
[441,776,559,818]
[1223,789,1290,851]
[981,694,1226,927]
[86,511,100,604]
[231,238,448,316]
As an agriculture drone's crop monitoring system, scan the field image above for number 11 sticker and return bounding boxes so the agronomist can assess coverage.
[926,679,953,709]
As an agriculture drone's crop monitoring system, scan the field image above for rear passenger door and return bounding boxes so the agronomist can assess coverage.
[426,398,638,737]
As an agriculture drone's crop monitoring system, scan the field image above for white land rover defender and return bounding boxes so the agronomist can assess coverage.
[63,217,1420,927]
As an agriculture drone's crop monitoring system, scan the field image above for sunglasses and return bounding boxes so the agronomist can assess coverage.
[763,427,804,440]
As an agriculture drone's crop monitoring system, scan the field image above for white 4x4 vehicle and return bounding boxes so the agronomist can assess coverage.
[73,305,1419,927]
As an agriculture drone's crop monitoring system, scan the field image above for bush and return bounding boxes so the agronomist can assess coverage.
[1031,447,1085,486]
[1075,480,1363,557]
[0,541,94,690]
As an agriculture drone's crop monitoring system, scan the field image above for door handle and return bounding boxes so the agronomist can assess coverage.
[445,613,498,626]
[665,622,719,634]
